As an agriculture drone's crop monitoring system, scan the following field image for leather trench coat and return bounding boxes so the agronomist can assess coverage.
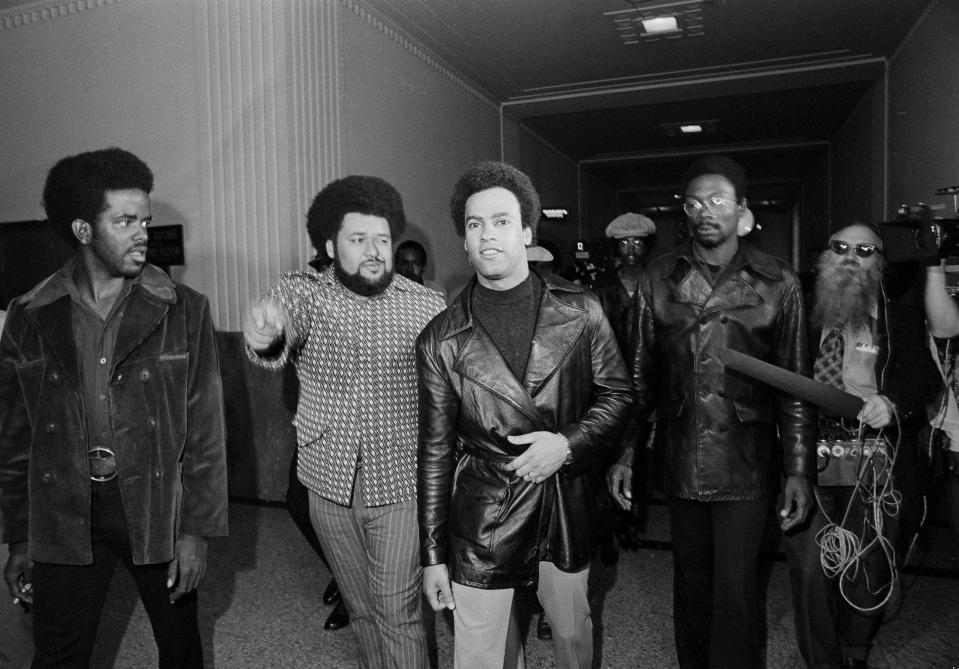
[0,262,228,565]
[417,273,633,588]
[633,242,816,501]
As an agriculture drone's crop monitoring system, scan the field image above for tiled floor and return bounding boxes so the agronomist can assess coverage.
[2,501,957,668]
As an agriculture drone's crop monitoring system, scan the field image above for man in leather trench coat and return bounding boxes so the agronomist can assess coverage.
[0,148,228,667]
[609,155,816,669]
[417,161,633,669]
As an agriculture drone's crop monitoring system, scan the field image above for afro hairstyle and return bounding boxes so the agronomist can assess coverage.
[449,161,541,236]
[306,175,406,251]
[680,155,748,201]
[395,239,428,265]
[43,147,154,249]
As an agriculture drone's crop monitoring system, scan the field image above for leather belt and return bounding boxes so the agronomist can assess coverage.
[88,447,118,482]
[462,442,514,463]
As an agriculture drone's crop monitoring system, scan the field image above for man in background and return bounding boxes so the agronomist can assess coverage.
[395,239,446,300]
[596,213,657,556]
[244,176,444,668]
[1,147,228,667]
[784,223,940,669]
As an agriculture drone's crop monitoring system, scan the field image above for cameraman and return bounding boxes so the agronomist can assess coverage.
[925,256,959,475]
[925,257,959,478]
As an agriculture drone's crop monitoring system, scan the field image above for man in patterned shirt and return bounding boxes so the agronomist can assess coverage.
[244,176,445,668]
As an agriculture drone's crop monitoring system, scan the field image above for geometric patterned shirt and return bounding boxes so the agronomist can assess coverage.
[246,266,445,506]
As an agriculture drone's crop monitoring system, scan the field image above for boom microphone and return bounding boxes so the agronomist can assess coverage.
[723,349,863,420]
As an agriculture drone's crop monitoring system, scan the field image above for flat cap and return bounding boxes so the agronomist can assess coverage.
[605,213,656,239]
[526,245,554,262]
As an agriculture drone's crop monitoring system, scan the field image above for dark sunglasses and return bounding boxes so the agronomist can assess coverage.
[827,239,882,258]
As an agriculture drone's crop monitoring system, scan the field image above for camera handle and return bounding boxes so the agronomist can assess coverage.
[935,185,959,216]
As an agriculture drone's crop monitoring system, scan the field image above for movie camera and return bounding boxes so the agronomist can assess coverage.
[879,185,959,294]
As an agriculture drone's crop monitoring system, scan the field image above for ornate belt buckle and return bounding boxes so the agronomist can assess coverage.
[88,446,117,482]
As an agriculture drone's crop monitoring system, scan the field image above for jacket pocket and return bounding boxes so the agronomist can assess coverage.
[449,464,510,552]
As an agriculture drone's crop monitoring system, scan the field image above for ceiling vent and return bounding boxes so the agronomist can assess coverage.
[605,0,708,44]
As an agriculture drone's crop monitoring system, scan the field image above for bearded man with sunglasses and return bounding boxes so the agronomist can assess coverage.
[616,155,816,669]
[783,223,940,669]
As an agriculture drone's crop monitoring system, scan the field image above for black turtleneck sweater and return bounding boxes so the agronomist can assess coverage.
[472,274,541,380]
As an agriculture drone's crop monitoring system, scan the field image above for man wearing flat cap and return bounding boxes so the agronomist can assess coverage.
[593,212,656,363]
[593,213,656,557]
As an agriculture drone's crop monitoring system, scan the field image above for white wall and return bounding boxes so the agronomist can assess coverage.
[336,3,502,297]
[887,0,959,214]
[0,0,203,279]
[0,0,580,325]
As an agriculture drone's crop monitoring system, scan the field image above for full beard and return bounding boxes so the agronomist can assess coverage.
[811,256,882,331]
[333,256,393,297]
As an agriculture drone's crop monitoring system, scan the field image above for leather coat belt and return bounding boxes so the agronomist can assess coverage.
[462,441,514,463]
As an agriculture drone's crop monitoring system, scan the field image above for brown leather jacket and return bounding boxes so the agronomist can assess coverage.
[417,273,633,588]
[633,242,815,501]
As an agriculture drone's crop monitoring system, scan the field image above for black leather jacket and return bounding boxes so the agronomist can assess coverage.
[633,242,816,501]
[590,272,639,366]
[416,273,633,588]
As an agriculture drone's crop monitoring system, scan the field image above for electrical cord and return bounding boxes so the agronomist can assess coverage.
[815,408,909,614]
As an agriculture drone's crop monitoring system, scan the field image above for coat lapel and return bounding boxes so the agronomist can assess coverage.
[448,280,589,429]
[524,291,586,398]
[701,269,764,317]
[113,289,170,368]
[452,324,545,427]
[671,265,763,317]
[672,270,711,310]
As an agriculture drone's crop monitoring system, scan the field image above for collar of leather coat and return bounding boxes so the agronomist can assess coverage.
[437,270,585,341]
[659,239,784,282]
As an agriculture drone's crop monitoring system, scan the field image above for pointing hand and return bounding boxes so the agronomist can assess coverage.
[243,297,289,352]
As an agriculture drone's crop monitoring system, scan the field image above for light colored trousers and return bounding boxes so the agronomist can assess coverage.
[309,469,428,669]
[451,561,592,669]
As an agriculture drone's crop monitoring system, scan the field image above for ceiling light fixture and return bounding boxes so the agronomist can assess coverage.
[606,0,708,44]
[641,16,679,35]
[661,119,718,137]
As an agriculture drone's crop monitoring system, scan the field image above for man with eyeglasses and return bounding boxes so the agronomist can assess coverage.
[783,223,940,669]
[614,155,816,668]
[0,148,228,667]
